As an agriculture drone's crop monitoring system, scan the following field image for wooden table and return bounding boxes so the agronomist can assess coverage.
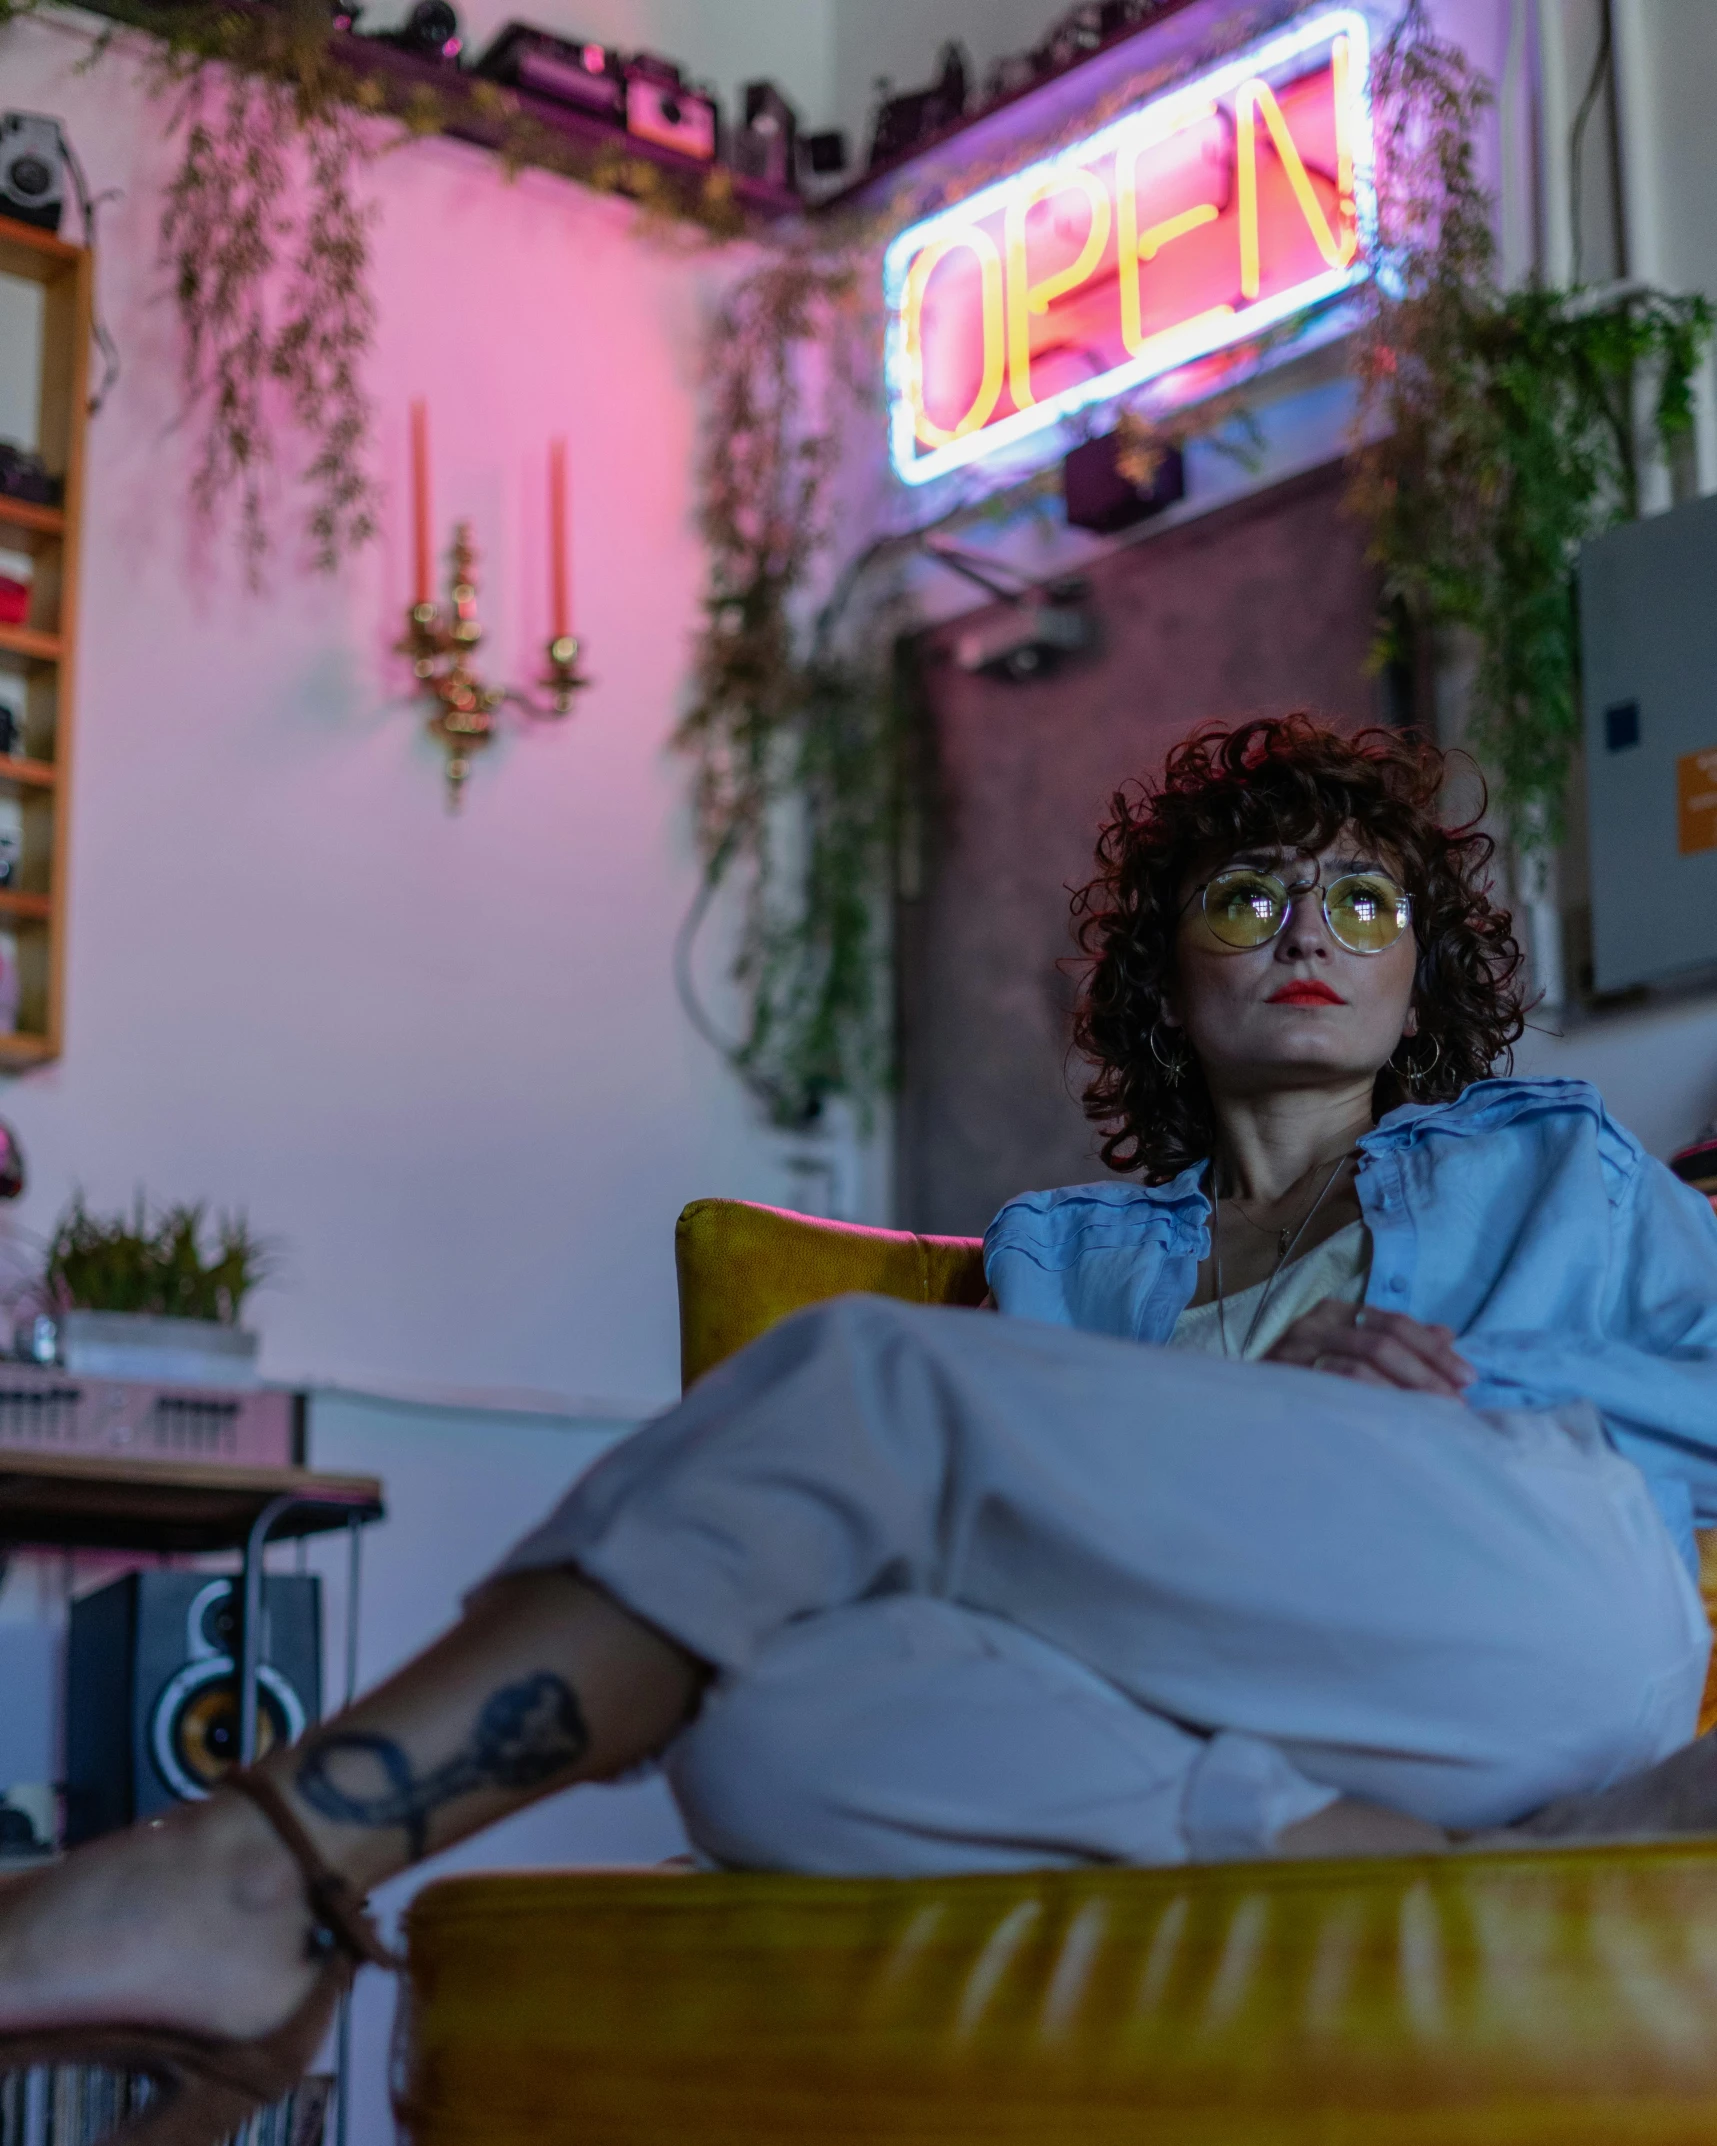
[0,1447,382,1554]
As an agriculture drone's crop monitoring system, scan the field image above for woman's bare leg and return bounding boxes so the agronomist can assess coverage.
[263,1569,703,1889]
[0,1572,701,2041]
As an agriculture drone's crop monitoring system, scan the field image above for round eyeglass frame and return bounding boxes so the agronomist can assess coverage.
[1187,864,1414,956]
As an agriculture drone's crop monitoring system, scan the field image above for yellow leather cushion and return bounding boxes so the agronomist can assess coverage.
[675,1198,988,1389]
[400,1846,1717,2145]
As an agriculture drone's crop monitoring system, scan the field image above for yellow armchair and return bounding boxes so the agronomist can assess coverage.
[674,1197,988,1388]
[399,1199,1717,2146]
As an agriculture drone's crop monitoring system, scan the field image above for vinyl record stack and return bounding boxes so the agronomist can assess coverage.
[0,2068,331,2146]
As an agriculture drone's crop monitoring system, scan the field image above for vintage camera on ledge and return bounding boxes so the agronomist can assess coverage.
[473,25,625,122]
[866,43,967,172]
[732,80,797,191]
[1036,1,1141,72]
[0,114,66,233]
[368,0,462,64]
[0,443,58,508]
[800,129,848,181]
[624,53,719,163]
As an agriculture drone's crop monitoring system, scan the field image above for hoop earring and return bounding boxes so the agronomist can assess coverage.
[1396,1033,1441,1089]
[1148,1023,1190,1089]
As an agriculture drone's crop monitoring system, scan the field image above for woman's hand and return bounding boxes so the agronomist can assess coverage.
[1265,1298,1474,1396]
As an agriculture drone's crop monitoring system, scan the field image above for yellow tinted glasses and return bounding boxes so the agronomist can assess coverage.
[1199,866,1412,955]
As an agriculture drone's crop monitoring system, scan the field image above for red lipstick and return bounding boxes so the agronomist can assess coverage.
[1268,980,1347,1006]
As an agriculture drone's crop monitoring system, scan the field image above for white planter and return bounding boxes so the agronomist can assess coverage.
[59,1311,260,1389]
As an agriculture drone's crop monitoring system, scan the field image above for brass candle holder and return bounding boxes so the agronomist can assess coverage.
[398,522,592,809]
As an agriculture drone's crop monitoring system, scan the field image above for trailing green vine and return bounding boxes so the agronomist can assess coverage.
[1350,0,1711,853]
[673,246,908,1128]
[159,52,376,577]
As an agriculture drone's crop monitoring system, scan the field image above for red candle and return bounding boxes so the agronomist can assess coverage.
[411,401,431,606]
[549,437,571,642]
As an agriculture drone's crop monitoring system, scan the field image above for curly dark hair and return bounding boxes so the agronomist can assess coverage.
[1071,714,1526,1183]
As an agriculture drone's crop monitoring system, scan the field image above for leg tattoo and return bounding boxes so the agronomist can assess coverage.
[295,1672,591,1862]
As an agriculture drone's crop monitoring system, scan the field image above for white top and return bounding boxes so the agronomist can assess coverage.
[1168,1220,1372,1361]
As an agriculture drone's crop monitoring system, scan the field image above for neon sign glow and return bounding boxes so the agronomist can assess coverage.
[883,10,1375,485]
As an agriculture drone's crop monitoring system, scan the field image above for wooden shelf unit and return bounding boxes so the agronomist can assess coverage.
[0,755,56,790]
[0,622,62,663]
[0,497,64,545]
[0,213,89,1064]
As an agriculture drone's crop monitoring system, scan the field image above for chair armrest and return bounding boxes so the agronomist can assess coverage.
[675,1199,987,1388]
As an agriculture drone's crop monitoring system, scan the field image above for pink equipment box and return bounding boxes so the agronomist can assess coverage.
[0,1364,303,1469]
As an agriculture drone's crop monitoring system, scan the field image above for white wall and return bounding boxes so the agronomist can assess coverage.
[0,9,845,1413]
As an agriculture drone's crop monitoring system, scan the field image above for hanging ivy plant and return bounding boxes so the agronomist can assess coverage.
[673,245,910,1129]
[159,43,376,577]
[1350,0,1711,853]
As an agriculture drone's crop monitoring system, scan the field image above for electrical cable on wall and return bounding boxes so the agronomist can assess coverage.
[57,128,121,414]
[1567,0,1614,286]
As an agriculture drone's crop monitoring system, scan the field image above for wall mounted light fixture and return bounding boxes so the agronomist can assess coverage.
[400,407,590,808]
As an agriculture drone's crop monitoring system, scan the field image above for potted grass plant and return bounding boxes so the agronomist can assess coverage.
[39,1194,275,1385]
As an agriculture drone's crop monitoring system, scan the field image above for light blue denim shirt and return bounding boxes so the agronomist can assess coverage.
[984,1078,1717,1566]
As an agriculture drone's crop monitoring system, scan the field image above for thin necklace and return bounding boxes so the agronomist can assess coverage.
[1213,1150,1354,1361]
[1227,1156,1343,1259]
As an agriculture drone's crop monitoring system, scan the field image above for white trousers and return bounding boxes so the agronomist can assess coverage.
[496,1296,1710,1873]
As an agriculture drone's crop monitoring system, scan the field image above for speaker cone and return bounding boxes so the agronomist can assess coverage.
[150,1657,307,1800]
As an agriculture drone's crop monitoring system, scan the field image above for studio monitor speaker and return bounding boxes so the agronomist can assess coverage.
[66,1571,321,1845]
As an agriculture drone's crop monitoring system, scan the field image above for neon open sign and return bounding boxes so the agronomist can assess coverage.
[883,10,1375,485]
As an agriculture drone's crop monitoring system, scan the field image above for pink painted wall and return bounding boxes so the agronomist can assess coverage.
[0,9,816,1409]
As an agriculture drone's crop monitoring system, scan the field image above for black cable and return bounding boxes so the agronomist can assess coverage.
[55,127,120,414]
[672,834,805,1127]
[1567,0,1614,286]
[672,826,748,1069]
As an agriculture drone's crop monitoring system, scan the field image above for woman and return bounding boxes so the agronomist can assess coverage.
[6,715,1717,2144]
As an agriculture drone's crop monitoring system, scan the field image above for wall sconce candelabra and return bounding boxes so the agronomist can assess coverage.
[401,409,590,809]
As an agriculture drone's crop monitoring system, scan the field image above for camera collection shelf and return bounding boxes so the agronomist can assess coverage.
[0,213,86,1067]
[77,0,803,223]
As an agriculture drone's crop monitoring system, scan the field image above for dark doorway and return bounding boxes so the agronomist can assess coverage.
[895,457,1387,1234]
